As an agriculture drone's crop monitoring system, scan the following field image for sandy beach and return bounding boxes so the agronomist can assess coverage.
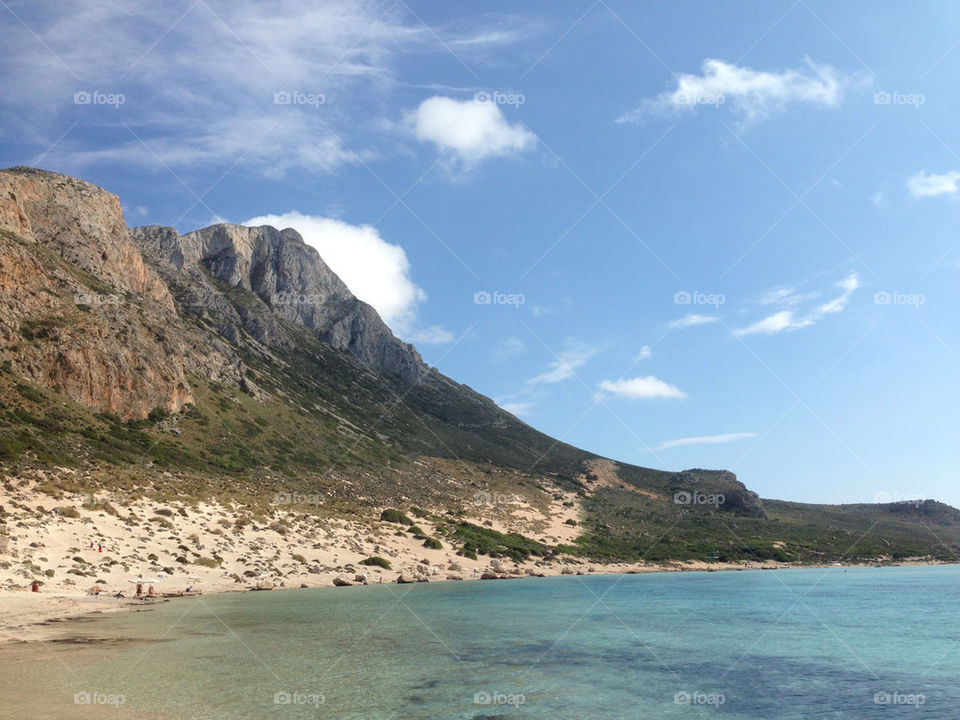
[2,472,950,645]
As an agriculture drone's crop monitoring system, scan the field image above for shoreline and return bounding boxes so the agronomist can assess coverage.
[5,558,956,646]
[4,475,955,646]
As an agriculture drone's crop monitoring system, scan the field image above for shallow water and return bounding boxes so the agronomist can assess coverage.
[2,566,959,719]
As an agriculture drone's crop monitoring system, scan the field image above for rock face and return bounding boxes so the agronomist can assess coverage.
[674,469,767,518]
[133,223,425,383]
[0,167,172,308]
[0,167,426,419]
[0,168,194,418]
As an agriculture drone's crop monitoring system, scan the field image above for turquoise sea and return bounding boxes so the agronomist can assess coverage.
[3,565,959,719]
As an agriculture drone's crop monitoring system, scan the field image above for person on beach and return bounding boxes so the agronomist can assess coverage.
[98,543,103,553]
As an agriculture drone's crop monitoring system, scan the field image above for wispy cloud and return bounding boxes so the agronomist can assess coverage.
[734,272,859,337]
[667,313,719,329]
[907,171,960,198]
[817,272,859,315]
[408,326,456,345]
[1,2,525,174]
[619,58,852,125]
[757,287,818,306]
[654,432,757,450]
[528,341,597,384]
[499,401,533,415]
[635,345,653,361]
[734,310,812,337]
[492,337,526,361]
[596,376,686,400]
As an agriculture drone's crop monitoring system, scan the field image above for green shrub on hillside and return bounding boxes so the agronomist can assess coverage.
[379,509,412,525]
[360,556,391,569]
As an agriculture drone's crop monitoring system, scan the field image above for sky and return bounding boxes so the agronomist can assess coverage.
[1,1,958,508]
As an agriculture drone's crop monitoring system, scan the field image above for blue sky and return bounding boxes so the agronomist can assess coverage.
[2,1,959,507]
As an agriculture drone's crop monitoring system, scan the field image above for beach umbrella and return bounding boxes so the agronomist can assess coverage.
[128,577,160,584]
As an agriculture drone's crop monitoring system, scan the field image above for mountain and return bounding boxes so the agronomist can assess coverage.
[2,166,959,567]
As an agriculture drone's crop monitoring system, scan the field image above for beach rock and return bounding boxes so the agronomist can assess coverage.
[446,574,464,581]
[561,567,575,575]
[480,571,500,580]
[448,561,462,572]
[490,559,505,572]
[332,576,353,587]
[396,575,415,584]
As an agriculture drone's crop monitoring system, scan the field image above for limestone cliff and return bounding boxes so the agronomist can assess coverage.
[0,168,195,418]
[132,223,425,383]
[0,167,424,420]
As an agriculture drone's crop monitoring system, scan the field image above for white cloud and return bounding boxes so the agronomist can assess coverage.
[759,287,794,304]
[408,325,456,345]
[817,272,859,315]
[528,341,597,384]
[907,171,960,198]
[635,345,652,361]
[655,432,757,451]
[244,211,425,332]
[734,310,811,337]
[734,272,859,336]
[620,58,849,125]
[596,376,686,400]
[410,96,536,164]
[668,313,719,329]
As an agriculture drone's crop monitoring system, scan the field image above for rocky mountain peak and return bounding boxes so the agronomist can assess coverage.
[133,221,426,383]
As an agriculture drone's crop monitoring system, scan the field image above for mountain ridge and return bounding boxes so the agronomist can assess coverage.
[2,166,958,568]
